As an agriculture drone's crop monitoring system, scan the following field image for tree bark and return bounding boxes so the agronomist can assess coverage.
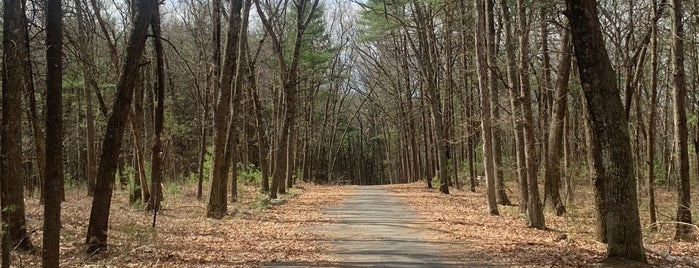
[486,0,509,205]
[475,0,498,215]
[544,27,571,216]
[42,0,63,265]
[85,0,157,252]
[670,0,694,241]
[566,0,647,261]
[518,0,545,229]
[207,0,243,219]
[2,0,34,254]
[500,0,527,213]
[147,4,165,212]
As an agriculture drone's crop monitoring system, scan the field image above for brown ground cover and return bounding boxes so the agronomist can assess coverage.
[386,181,699,267]
[16,182,354,267]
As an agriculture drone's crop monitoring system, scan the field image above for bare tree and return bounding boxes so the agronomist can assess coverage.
[475,0,498,215]
[646,0,660,231]
[486,0,509,205]
[500,0,528,213]
[518,0,545,229]
[544,26,571,216]
[670,0,694,241]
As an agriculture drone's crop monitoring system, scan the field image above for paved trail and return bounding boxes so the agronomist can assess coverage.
[315,185,449,267]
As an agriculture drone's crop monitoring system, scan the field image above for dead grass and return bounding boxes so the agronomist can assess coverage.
[14,182,354,267]
[385,181,699,267]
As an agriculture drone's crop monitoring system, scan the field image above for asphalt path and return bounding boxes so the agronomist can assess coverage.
[315,185,449,267]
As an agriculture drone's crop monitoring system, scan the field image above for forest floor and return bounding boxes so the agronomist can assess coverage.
[12,180,699,267]
[385,181,699,267]
[16,182,353,267]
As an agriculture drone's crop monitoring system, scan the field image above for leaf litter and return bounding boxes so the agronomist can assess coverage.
[385,182,699,267]
[17,182,353,267]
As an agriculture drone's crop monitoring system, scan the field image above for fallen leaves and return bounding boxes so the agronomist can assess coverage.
[385,182,699,267]
[17,182,353,267]
[12,180,697,267]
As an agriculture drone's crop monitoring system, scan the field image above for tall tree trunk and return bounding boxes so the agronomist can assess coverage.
[21,0,47,200]
[518,0,545,229]
[147,4,165,212]
[646,0,659,231]
[207,0,243,219]
[544,28,571,216]
[2,0,34,254]
[457,0,475,192]
[240,0,270,193]
[501,0,527,213]
[412,2,449,194]
[475,0,498,215]
[85,0,157,252]
[486,0,510,205]
[539,6,554,158]
[226,0,253,203]
[74,0,98,197]
[199,0,222,200]
[670,0,694,241]
[42,0,63,265]
[566,0,647,261]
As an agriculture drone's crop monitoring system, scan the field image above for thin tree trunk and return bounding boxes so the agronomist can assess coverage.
[250,67,269,192]
[199,0,222,200]
[670,0,694,241]
[74,0,98,196]
[131,89,150,204]
[255,0,320,199]
[147,5,165,212]
[197,112,208,199]
[646,0,659,231]
[475,0,498,215]
[518,0,545,229]
[486,0,510,205]
[501,0,527,213]
[544,28,571,216]
[21,0,47,200]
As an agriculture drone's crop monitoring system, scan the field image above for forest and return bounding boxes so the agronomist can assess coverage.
[0,0,698,267]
